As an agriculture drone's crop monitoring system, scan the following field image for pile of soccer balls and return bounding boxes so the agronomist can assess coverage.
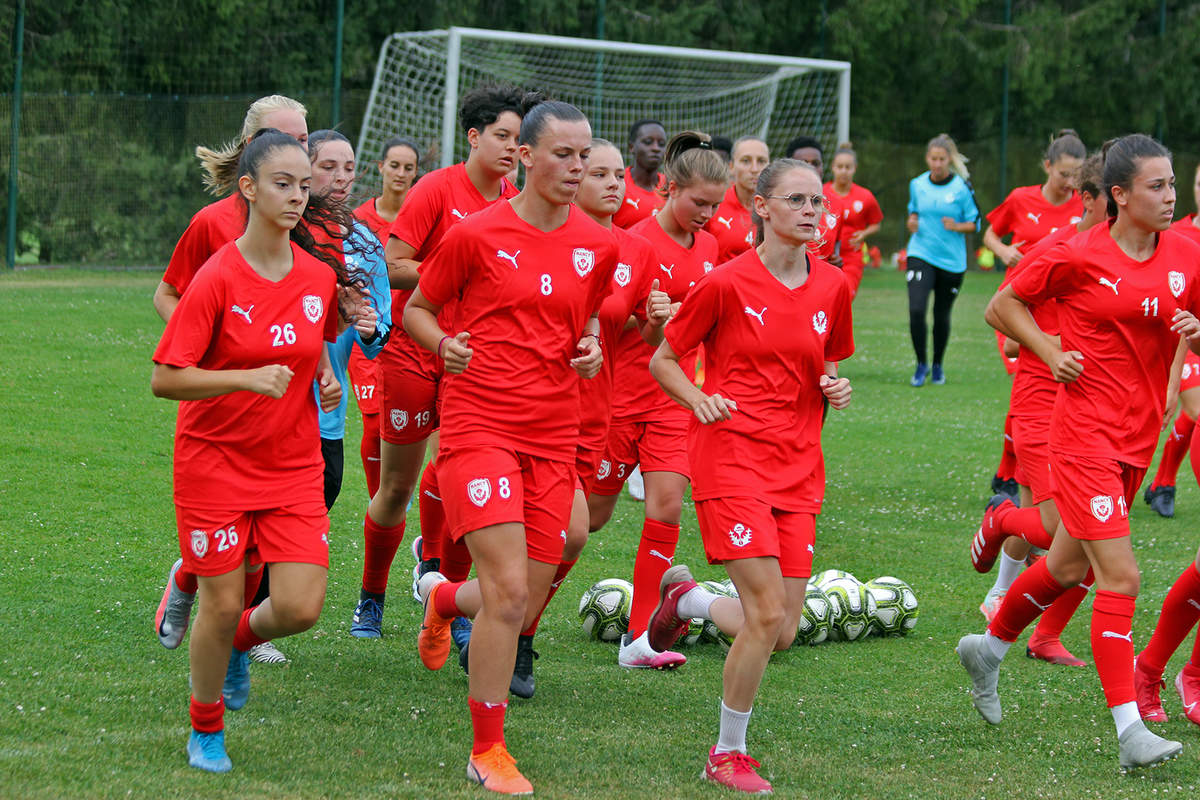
[577,570,918,646]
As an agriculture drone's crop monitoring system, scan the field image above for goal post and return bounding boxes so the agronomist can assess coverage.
[356,27,850,197]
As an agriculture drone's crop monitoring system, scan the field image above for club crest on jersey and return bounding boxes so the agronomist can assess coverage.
[853,200,864,213]
[390,409,408,431]
[812,310,828,335]
[703,261,714,274]
[597,459,612,480]
[573,248,595,277]
[728,523,752,548]
[1090,495,1113,523]
[190,529,208,559]
[467,478,492,507]
[614,263,632,287]
[1169,271,1186,298]
[302,294,323,324]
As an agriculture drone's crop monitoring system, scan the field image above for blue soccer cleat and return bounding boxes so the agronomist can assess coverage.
[187,729,232,773]
[222,649,250,711]
[351,598,384,639]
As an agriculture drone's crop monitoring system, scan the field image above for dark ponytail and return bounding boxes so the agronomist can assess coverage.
[1101,134,1170,217]
[661,131,728,193]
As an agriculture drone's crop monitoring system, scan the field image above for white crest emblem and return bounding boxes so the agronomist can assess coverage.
[1090,495,1113,523]
[302,294,323,324]
[573,248,595,277]
[703,261,714,274]
[853,200,864,213]
[597,459,612,480]
[728,523,752,548]
[389,409,408,431]
[614,263,632,287]
[467,478,492,508]
[1169,270,1185,298]
[824,213,838,230]
[812,310,828,335]
[190,529,208,559]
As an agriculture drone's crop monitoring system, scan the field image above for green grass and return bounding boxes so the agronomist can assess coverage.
[2,267,1199,799]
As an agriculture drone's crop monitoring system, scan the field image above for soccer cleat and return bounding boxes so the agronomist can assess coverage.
[703,746,773,795]
[248,641,288,664]
[970,494,1014,574]
[155,558,195,650]
[451,616,473,651]
[411,556,442,603]
[910,363,929,387]
[466,743,533,795]
[510,635,537,699]
[1133,655,1168,722]
[222,649,250,711]
[1025,632,1087,667]
[350,598,384,639]
[1117,720,1182,770]
[931,363,946,385]
[648,564,699,652]
[979,589,1005,624]
[1175,664,1200,726]
[411,534,423,563]
[1143,484,1176,518]
[618,631,687,670]
[416,571,452,670]
[187,729,232,773]
[956,633,1002,724]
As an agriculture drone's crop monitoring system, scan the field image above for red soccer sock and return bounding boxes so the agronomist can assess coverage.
[1189,421,1200,489]
[629,518,681,637]
[189,695,225,733]
[996,415,1017,481]
[243,567,264,610]
[1152,414,1195,489]
[433,580,466,620]
[522,559,576,636]
[361,413,381,499]
[419,462,445,562]
[175,568,198,595]
[232,607,268,652]
[440,537,473,583]
[996,505,1054,549]
[362,513,406,595]
[1032,573,1092,640]
[988,557,1069,642]
[1138,562,1200,679]
[468,697,508,755]
[1091,590,1137,707]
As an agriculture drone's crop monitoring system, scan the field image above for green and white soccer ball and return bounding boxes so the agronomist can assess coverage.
[578,578,633,642]
[822,575,876,642]
[797,584,832,645]
[698,579,737,649]
[681,617,705,647]
[867,576,919,635]
[812,569,856,592]
[702,578,738,598]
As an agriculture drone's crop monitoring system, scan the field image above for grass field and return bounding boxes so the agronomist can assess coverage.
[3,266,1200,799]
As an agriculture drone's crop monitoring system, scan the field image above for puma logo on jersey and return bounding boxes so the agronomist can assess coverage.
[649,549,673,565]
[716,216,733,229]
[1186,700,1199,713]
[1187,598,1200,612]
[626,197,640,209]
[1101,630,1133,642]
[1022,593,1051,611]
[496,249,521,269]
[231,304,254,324]
[744,306,766,326]
[659,263,674,279]
[450,208,467,220]
[1026,211,1042,225]
[1098,277,1122,295]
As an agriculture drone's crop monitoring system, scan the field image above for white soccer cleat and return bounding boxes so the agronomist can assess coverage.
[248,641,288,664]
[155,558,195,650]
[617,630,686,670]
[956,633,1002,724]
[1117,720,1182,770]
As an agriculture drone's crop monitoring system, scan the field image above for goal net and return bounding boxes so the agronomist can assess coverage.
[355,27,850,198]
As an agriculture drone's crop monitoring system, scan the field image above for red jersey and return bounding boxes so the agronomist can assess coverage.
[612,171,665,229]
[808,204,844,262]
[577,227,657,454]
[353,197,391,245]
[825,181,883,272]
[1010,221,1200,466]
[163,194,247,294]
[986,184,1083,254]
[705,185,756,265]
[612,216,719,422]
[664,249,854,511]
[418,201,619,461]
[1171,214,1200,246]
[153,241,338,510]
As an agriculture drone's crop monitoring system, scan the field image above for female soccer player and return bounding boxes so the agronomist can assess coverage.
[971,153,1107,668]
[350,86,526,639]
[612,119,667,229]
[588,130,725,669]
[404,99,617,795]
[825,142,883,296]
[645,157,854,793]
[958,133,1200,770]
[705,136,769,264]
[152,130,359,773]
[904,133,979,386]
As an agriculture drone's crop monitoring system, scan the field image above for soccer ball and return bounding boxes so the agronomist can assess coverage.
[797,584,831,645]
[578,578,633,642]
[702,578,738,598]
[822,576,876,642]
[698,579,737,648]
[681,617,705,647]
[812,569,857,591]
[867,576,919,635]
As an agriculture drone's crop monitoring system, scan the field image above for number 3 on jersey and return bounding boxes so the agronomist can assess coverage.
[271,323,296,346]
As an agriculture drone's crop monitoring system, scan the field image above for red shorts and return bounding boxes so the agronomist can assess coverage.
[1011,415,1052,505]
[695,496,815,579]
[1049,453,1144,541]
[575,445,602,496]
[378,341,441,446]
[1182,352,1200,393]
[175,501,330,577]
[590,416,690,496]
[348,348,380,416]
[436,445,573,564]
